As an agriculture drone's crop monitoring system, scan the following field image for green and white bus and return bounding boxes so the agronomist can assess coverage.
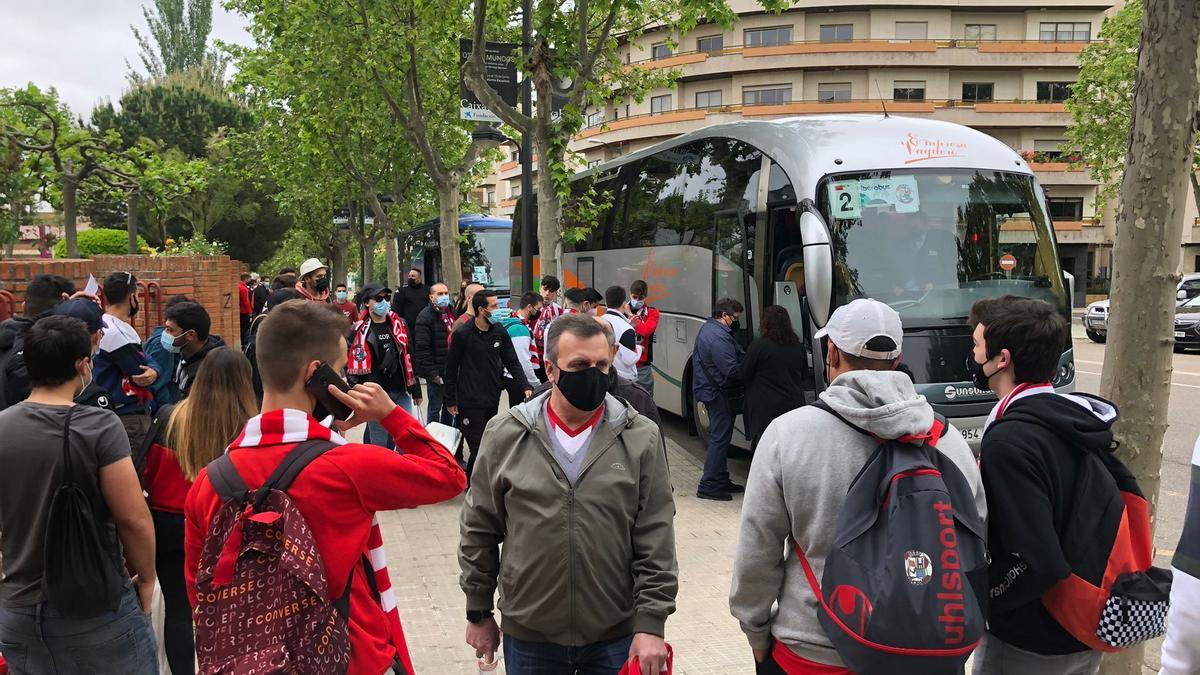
[514,115,1075,447]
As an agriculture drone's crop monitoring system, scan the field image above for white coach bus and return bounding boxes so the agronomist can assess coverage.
[513,115,1075,447]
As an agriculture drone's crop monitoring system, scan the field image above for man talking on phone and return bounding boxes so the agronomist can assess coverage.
[183,299,466,675]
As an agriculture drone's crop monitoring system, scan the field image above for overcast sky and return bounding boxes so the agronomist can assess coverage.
[0,0,251,118]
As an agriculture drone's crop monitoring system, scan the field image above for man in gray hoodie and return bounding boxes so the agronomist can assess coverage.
[729,298,986,673]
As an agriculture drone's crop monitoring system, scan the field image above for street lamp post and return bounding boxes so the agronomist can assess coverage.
[519,0,535,295]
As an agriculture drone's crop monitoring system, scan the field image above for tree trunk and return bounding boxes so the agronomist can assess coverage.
[127,192,140,254]
[331,232,348,287]
[436,182,464,295]
[361,240,376,284]
[385,236,400,290]
[7,198,20,259]
[534,137,562,281]
[62,177,79,258]
[1098,2,1200,673]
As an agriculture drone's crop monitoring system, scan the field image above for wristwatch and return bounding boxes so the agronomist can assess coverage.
[466,610,494,624]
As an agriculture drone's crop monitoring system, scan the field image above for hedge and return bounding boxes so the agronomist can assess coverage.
[54,229,149,259]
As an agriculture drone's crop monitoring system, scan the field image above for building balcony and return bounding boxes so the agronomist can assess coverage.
[628,39,1096,76]
[573,99,1073,149]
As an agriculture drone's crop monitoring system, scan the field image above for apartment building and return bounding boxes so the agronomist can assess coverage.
[477,1,1200,295]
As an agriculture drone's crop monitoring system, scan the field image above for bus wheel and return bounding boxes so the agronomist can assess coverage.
[1086,329,1106,344]
[693,397,712,446]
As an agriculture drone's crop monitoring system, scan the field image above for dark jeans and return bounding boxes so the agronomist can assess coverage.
[154,511,193,675]
[425,380,452,426]
[699,396,734,493]
[459,404,498,482]
[0,585,157,675]
[503,633,633,675]
[239,313,250,345]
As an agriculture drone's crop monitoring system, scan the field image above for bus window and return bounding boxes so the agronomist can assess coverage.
[624,156,688,248]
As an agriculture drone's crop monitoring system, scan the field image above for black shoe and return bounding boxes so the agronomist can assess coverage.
[696,489,733,501]
[724,483,745,494]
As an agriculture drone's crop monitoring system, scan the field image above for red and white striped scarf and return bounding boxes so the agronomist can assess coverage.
[438,308,456,348]
[348,313,415,385]
[227,409,407,666]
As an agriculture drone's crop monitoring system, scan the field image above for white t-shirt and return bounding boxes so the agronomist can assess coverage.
[600,312,641,383]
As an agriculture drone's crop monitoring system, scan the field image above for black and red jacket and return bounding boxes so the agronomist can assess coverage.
[980,391,1118,654]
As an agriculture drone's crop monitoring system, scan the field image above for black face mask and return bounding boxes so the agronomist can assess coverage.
[729,320,741,332]
[965,354,994,391]
[554,366,608,412]
[314,277,331,294]
[407,278,419,287]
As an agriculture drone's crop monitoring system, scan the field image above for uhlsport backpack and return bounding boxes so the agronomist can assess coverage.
[794,402,988,675]
[195,440,363,674]
[997,397,1171,652]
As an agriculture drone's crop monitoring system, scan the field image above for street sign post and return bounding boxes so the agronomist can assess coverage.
[460,39,518,123]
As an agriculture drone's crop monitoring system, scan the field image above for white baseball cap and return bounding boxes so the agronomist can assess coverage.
[814,298,904,360]
[299,258,327,278]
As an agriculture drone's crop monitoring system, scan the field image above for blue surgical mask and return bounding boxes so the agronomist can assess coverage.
[161,330,182,354]
[435,295,451,309]
[488,308,511,325]
[335,291,348,302]
[629,298,644,311]
[372,299,390,316]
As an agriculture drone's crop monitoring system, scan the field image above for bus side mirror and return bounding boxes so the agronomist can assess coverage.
[799,210,833,327]
[1179,289,1188,301]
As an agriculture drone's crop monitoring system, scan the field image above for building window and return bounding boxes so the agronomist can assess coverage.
[651,42,672,60]
[964,24,997,41]
[1047,198,1084,221]
[961,82,994,102]
[893,81,926,101]
[745,26,793,47]
[1037,81,1073,102]
[486,190,496,205]
[894,22,928,41]
[587,111,603,127]
[744,86,792,106]
[650,94,672,114]
[1040,22,1091,42]
[587,159,601,169]
[1034,139,1065,159]
[819,24,854,42]
[511,185,521,198]
[697,35,724,53]
[817,82,852,102]
[695,90,723,108]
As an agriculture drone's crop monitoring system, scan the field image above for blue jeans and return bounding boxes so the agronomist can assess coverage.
[0,586,157,675]
[503,633,633,675]
[425,379,452,425]
[699,396,734,493]
[365,390,414,450]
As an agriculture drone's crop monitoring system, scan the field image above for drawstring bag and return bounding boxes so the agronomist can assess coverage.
[42,405,125,617]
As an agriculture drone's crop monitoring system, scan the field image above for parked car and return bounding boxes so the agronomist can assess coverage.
[1084,298,1109,343]
[1178,273,1200,304]
[1175,295,1200,353]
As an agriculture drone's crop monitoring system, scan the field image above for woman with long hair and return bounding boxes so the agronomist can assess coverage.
[142,347,257,674]
[738,305,808,450]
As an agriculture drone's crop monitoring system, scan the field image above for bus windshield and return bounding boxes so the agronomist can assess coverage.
[462,229,511,290]
[816,169,1069,327]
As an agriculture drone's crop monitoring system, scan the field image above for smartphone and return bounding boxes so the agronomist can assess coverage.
[304,363,354,422]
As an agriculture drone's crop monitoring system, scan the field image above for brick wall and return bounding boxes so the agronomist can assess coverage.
[0,255,246,347]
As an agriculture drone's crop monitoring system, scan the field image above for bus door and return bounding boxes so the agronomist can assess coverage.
[713,208,754,348]
[766,201,819,400]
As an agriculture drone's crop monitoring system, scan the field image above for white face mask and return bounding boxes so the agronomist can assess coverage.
[77,361,93,398]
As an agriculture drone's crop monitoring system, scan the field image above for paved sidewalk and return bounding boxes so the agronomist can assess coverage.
[377,435,753,675]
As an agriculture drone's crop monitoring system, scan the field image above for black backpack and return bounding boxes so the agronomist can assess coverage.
[42,405,126,617]
[795,402,988,675]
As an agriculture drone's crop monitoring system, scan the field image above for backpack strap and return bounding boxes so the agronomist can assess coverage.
[253,439,339,510]
[810,399,872,437]
[207,453,250,507]
[133,403,174,483]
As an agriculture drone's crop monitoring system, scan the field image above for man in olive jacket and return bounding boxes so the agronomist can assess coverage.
[459,313,677,675]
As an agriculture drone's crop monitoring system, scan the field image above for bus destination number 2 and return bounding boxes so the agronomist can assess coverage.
[828,180,861,220]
